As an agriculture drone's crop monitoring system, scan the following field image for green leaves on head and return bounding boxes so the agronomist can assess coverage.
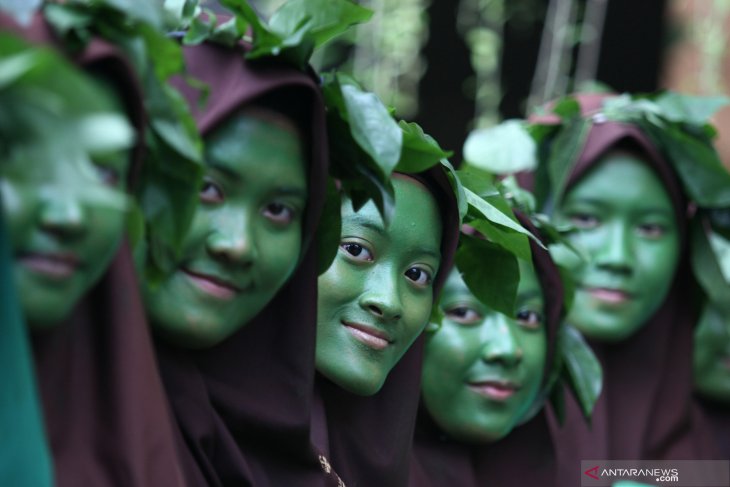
[556,325,602,421]
[463,120,536,175]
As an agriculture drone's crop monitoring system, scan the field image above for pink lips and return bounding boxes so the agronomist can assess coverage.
[468,381,520,401]
[343,321,393,350]
[19,252,80,279]
[183,268,243,300]
[584,287,632,304]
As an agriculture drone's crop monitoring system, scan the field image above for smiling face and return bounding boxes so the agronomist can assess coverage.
[421,260,546,443]
[316,175,443,396]
[553,152,680,342]
[144,108,307,348]
[1,81,131,330]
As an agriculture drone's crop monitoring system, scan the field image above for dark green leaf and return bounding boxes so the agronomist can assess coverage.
[395,120,451,173]
[209,16,243,46]
[183,11,214,45]
[467,218,532,261]
[456,164,498,198]
[462,120,536,174]
[561,325,602,419]
[551,96,581,119]
[640,120,730,207]
[317,178,342,275]
[103,0,164,28]
[455,235,520,315]
[691,220,730,303]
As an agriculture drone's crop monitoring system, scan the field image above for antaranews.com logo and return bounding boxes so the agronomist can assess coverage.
[580,460,729,486]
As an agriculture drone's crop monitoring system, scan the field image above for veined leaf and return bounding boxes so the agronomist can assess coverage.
[561,325,602,419]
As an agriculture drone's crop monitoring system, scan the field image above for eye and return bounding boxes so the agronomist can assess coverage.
[200,179,224,203]
[405,267,432,287]
[637,222,666,239]
[263,202,295,225]
[445,305,482,325]
[94,165,120,187]
[569,213,600,230]
[516,309,542,329]
[340,242,373,262]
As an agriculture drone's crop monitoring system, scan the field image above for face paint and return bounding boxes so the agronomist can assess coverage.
[420,260,546,443]
[316,175,443,396]
[0,81,131,330]
[694,301,730,404]
[144,108,307,348]
[553,152,680,342]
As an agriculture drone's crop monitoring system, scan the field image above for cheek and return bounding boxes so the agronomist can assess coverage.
[317,258,363,309]
[258,227,302,285]
[0,180,37,245]
[402,292,433,339]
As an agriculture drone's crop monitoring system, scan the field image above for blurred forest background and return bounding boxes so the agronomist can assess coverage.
[206,0,730,167]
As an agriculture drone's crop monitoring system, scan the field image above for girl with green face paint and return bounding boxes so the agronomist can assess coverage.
[147,42,332,486]
[312,167,461,487]
[410,214,566,487]
[527,93,720,486]
[0,13,187,487]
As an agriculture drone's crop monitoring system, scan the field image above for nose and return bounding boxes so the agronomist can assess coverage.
[205,210,257,266]
[595,221,634,275]
[358,267,403,322]
[480,315,523,366]
[39,194,86,238]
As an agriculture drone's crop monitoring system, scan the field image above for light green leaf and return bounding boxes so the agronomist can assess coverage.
[269,0,372,49]
[440,159,467,221]
[464,187,541,244]
[655,92,730,126]
[463,120,537,174]
[76,113,135,152]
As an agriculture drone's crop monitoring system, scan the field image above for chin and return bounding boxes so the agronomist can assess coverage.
[320,365,386,396]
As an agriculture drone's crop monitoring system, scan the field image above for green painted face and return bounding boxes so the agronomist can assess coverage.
[316,175,443,396]
[144,108,307,348]
[553,152,680,342]
[694,301,730,404]
[0,82,131,330]
[421,260,546,443]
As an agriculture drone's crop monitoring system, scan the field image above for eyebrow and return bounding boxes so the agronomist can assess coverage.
[517,290,543,301]
[345,213,386,236]
[206,162,306,197]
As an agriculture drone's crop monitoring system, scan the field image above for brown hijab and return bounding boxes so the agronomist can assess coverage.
[313,165,461,487]
[154,42,331,486]
[409,213,565,487]
[535,94,719,486]
[1,13,186,487]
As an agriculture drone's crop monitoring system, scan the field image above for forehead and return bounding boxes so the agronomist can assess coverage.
[341,176,442,250]
[565,152,674,210]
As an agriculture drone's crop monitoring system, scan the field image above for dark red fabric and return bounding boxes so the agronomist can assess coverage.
[154,42,331,486]
[313,164,461,487]
[533,94,720,486]
[1,13,185,487]
[409,214,565,487]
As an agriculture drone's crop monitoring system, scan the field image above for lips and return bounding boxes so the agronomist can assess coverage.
[583,286,632,304]
[467,380,520,401]
[342,321,393,351]
[19,252,80,279]
[183,268,245,300]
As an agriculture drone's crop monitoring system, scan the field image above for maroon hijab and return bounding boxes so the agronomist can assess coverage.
[535,94,718,486]
[154,42,330,486]
[1,13,186,487]
[409,214,565,487]
[313,165,461,487]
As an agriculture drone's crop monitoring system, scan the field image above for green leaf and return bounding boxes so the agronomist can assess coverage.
[463,120,537,174]
[183,10,215,45]
[395,120,451,173]
[341,83,402,178]
[456,164,498,198]
[547,117,590,205]
[654,91,730,126]
[456,235,520,315]
[551,96,581,119]
[317,178,342,275]
[467,218,532,261]
[209,16,243,46]
[102,0,164,29]
[440,159,467,221]
[464,187,542,245]
[561,325,602,419]
[269,0,372,49]
[691,220,730,303]
[639,120,730,207]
